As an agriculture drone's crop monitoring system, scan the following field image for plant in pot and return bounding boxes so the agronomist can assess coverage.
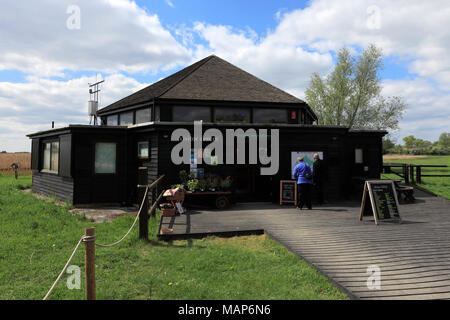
[187,179,199,192]
[208,179,218,192]
[197,179,207,192]
[220,178,231,191]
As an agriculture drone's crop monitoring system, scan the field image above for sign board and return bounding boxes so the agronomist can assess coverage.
[280,180,297,205]
[291,151,323,179]
[359,180,401,225]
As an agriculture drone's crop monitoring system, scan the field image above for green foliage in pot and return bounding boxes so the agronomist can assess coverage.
[197,179,207,191]
[187,179,199,192]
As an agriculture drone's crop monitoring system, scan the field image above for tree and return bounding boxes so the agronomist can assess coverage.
[305,44,406,131]
[382,137,395,154]
[438,132,450,149]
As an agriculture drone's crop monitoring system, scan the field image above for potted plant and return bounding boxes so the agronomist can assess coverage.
[208,179,218,192]
[187,179,199,192]
[197,179,207,192]
[220,178,231,191]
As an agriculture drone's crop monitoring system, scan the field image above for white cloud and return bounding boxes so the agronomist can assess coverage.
[382,78,450,143]
[191,23,333,98]
[0,0,190,76]
[165,0,175,8]
[0,74,148,152]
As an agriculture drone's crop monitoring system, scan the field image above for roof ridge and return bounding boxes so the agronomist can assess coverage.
[155,55,214,99]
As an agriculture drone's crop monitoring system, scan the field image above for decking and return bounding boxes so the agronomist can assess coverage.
[158,189,450,300]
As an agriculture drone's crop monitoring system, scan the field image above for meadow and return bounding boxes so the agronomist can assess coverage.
[382,155,450,199]
[0,174,347,300]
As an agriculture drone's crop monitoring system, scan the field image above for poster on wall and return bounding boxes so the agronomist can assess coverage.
[291,151,323,179]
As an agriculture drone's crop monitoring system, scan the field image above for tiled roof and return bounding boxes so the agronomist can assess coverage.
[98,55,306,114]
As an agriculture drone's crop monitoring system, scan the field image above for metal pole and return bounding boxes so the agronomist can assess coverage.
[84,227,96,300]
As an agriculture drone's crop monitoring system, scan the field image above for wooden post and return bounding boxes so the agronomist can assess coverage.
[410,165,415,184]
[138,167,149,240]
[403,164,409,184]
[84,227,96,300]
[417,166,422,184]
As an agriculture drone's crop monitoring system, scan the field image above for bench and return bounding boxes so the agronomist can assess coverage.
[394,181,415,202]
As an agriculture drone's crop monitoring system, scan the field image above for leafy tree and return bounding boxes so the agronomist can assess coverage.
[306,44,406,131]
[382,137,395,154]
[438,132,450,149]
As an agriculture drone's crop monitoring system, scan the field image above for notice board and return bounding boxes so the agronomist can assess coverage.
[280,180,297,205]
[360,180,401,225]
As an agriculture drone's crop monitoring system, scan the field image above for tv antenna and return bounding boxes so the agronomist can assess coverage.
[88,76,105,125]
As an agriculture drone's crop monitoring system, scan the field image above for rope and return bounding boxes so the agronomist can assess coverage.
[95,187,149,248]
[43,235,85,300]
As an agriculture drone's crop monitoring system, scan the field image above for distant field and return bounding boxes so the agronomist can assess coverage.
[0,153,31,175]
[382,155,450,200]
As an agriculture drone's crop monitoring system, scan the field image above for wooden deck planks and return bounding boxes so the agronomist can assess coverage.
[157,189,450,299]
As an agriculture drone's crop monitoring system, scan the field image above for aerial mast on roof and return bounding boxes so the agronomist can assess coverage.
[88,76,104,125]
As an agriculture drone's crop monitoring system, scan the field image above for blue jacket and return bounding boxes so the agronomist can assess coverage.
[293,162,313,185]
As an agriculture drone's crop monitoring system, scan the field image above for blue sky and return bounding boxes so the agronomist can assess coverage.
[0,0,449,152]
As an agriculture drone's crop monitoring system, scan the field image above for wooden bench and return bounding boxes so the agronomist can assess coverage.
[394,181,415,202]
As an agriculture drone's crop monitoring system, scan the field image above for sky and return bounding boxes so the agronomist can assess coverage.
[0,0,449,152]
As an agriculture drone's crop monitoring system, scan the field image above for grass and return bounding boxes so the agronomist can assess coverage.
[382,155,450,200]
[0,174,347,300]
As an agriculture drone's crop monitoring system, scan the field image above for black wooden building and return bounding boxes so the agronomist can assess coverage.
[27,55,386,206]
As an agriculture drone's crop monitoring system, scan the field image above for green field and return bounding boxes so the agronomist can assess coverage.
[0,175,347,300]
[382,155,450,200]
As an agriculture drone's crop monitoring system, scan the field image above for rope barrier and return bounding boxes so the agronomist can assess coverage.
[43,235,85,300]
[95,187,149,248]
[42,175,164,300]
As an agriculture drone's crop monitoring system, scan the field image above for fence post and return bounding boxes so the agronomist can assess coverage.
[410,165,415,184]
[138,167,149,240]
[416,166,422,184]
[403,164,409,184]
[84,227,96,300]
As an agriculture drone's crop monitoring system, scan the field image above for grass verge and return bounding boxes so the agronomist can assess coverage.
[382,155,450,200]
[0,174,347,300]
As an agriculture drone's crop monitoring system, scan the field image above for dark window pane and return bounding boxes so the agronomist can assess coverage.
[120,112,133,125]
[253,109,287,123]
[107,115,118,126]
[215,108,250,123]
[136,108,151,124]
[172,106,211,122]
[138,141,149,159]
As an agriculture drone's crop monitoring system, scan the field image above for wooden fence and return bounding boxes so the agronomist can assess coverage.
[383,163,449,184]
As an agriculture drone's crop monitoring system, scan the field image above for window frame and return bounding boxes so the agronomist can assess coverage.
[135,108,152,124]
[137,141,149,159]
[94,142,117,175]
[41,139,59,174]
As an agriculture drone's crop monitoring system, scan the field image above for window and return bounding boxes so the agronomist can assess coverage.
[107,115,118,126]
[95,143,116,174]
[42,141,59,173]
[136,108,151,124]
[253,108,287,123]
[215,108,250,123]
[172,106,211,122]
[355,148,363,164]
[138,141,149,159]
[119,112,133,126]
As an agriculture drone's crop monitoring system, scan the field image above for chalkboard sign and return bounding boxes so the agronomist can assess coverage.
[359,180,401,225]
[280,180,297,205]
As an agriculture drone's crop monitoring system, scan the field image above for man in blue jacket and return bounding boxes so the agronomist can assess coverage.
[293,156,313,210]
